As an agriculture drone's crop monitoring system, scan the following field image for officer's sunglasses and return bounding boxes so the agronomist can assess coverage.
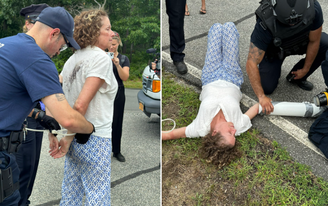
[60,33,69,52]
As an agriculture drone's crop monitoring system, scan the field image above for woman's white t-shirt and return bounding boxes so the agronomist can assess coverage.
[61,46,118,139]
[185,80,251,138]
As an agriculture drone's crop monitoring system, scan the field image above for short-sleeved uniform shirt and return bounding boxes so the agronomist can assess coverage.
[250,1,324,51]
[0,33,63,136]
[61,46,118,139]
[185,80,252,138]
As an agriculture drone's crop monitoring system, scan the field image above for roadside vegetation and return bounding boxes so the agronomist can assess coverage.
[162,71,328,205]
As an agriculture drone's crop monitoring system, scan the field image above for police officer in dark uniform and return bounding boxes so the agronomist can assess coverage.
[166,0,188,75]
[246,0,328,114]
[0,6,95,205]
[20,4,49,32]
[17,4,50,206]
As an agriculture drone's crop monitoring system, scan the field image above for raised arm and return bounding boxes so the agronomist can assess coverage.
[246,42,273,114]
[112,57,129,81]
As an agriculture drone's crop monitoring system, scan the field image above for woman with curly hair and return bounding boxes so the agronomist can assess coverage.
[54,9,117,205]
[162,23,259,153]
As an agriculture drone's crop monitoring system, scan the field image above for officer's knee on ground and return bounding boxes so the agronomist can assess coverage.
[263,84,277,95]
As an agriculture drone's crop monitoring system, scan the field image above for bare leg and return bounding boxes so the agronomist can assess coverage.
[200,0,206,14]
[185,4,190,16]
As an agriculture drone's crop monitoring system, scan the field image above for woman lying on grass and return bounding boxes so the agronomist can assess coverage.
[162,22,259,153]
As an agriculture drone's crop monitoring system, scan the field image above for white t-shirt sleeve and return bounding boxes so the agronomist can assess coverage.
[185,100,221,138]
[85,52,114,93]
[235,113,252,136]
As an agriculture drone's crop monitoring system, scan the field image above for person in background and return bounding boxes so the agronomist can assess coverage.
[54,9,117,205]
[21,4,49,32]
[185,0,206,16]
[17,4,50,206]
[107,31,130,162]
[166,0,188,75]
[185,3,190,16]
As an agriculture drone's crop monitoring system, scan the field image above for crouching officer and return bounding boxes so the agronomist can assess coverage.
[246,0,328,115]
[0,6,95,205]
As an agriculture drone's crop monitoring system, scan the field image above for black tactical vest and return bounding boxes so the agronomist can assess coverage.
[255,0,315,59]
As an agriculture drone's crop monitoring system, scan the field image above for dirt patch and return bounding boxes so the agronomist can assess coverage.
[162,133,276,205]
[162,102,180,121]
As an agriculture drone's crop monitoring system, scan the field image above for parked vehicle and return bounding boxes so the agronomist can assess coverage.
[137,48,160,117]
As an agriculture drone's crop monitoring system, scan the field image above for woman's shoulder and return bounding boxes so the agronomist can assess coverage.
[80,46,107,55]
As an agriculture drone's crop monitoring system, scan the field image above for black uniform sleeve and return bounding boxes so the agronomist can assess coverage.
[311,1,324,31]
[250,18,274,52]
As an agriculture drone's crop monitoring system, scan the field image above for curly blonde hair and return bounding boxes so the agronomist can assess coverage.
[73,9,108,49]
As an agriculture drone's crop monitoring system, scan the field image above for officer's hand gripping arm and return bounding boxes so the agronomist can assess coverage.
[32,108,61,134]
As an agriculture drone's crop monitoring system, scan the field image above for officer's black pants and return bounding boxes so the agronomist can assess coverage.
[15,117,43,206]
[259,32,328,94]
[321,50,328,87]
[0,152,20,206]
[166,0,186,62]
[112,86,125,155]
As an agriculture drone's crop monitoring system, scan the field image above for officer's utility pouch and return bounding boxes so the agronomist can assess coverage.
[0,166,19,203]
[7,131,24,153]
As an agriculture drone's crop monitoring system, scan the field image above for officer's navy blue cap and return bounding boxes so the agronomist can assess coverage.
[36,7,80,50]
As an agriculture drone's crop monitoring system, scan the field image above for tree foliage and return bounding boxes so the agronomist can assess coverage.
[0,0,160,78]
[106,0,160,62]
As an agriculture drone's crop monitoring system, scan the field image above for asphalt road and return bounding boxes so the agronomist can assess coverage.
[162,0,328,181]
[29,88,160,206]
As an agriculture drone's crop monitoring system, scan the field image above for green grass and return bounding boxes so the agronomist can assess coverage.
[162,74,200,126]
[237,131,328,205]
[192,192,204,206]
[123,79,142,89]
[162,71,328,205]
